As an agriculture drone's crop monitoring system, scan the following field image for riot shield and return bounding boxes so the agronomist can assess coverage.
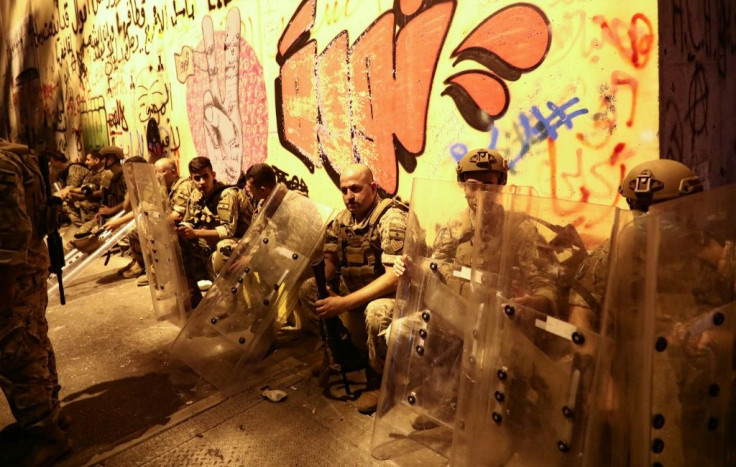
[371,179,518,463]
[451,190,620,466]
[601,185,736,467]
[123,162,191,327]
[169,184,335,388]
[47,211,136,299]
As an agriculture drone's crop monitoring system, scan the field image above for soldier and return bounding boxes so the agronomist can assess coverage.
[397,148,556,312]
[571,160,728,465]
[298,164,408,414]
[0,140,70,465]
[391,149,556,433]
[209,163,277,275]
[96,146,126,219]
[568,159,704,333]
[46,149,88,197]
[176,156,240,307]
[64,150,112,227]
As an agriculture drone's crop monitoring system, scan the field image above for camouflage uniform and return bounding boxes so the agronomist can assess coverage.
[568,239,611,331]
[55,163,88,190]
[106,169,127,208]
[179,181,240,304]
[434,204,556,307]
[299,198,407,374]
[66,167,112,225]
[0,145,61,428]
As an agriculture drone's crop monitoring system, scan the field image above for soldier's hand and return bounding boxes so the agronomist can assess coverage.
[103,217,125,232]
[315,290,350,318]
[393,255,407,277]
[98,205,115,217]
[177,224,197,239]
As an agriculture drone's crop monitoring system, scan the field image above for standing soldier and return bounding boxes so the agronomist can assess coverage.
[0,140,70,465]
[299,164,408,414]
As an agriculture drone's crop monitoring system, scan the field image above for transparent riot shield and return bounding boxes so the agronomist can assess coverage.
[371,179,519,463]
[169,184,335,388]
[47,211,136,300]
[123,162,191,327]
[451,190,620,466]
[600,185,736,467]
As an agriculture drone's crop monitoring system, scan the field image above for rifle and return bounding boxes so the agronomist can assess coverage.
[311,258,366,394]
[38,151,66,305]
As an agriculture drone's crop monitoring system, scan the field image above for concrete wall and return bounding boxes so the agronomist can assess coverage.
[0,0,662,209]
[659,0,736,190]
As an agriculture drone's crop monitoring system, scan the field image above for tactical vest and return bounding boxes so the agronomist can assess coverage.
[336,198,398,292]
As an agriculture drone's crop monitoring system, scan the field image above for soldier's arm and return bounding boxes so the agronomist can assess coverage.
[332,205,406,309]
[170,179,192,220]
[513,219,557,315]
[214,187,239,239]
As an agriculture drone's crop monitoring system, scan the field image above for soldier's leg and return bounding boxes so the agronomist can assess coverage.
[357,298,395,414]
[211,238,238,276]
[178,238,214,308]
[365,298,395,377]
[0,273,60,427]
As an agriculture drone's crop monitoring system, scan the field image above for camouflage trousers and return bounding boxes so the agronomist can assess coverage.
[128,228,144,268]
[298,277,395,376]
[178,237,215,307]
[0,271,60,427]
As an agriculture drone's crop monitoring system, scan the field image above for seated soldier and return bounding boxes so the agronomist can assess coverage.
[298,164,408,414]
[95,146,126,220]
[63,149,112,228]
[46,149,88,225]
[211,163,285,275]
[71,146,128,246]
[176,156,240,307]
[117,157,195,284]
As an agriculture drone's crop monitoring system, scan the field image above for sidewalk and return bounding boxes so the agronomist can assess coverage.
[0,252,388,466]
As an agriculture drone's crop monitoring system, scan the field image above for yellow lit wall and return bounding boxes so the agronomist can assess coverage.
[0,0,659,210]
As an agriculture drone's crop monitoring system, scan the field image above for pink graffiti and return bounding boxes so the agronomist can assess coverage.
[185,26,268,179]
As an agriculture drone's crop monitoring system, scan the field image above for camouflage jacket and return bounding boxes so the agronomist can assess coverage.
[168,176,195,217]
[181,181,240,241]
[106,169,127,207]
[57,163,88,188]
[433,205,557,308]
[325,197,408,293]
[0,149,50,274]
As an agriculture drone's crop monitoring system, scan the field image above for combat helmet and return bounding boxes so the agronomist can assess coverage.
[456,148,509,185]
[619,159,702,211]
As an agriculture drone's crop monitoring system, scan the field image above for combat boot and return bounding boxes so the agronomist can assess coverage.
[22,413,71,467]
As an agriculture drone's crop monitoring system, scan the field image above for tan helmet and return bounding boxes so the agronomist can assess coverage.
[619,159,702,211]
[456,148,509,184]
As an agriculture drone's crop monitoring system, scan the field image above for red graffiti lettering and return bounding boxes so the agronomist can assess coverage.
[593,13,654,69]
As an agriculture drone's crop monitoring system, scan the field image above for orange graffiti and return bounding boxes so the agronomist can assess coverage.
[277,0,550,195]
[277,0,455,194]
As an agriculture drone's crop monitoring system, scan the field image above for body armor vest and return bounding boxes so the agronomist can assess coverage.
[336,198,395,293]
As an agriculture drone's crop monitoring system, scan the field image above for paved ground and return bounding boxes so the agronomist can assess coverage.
[0,251,400,466]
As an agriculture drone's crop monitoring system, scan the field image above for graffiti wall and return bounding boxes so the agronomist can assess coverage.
[0,0,686,209]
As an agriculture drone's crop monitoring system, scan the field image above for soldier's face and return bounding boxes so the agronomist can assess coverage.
[245,178,269,202]
[85,154,103,170]
[463,172,501,210]
[155,164,178,188]
[191,168,216,196]
[340,171,376,217]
